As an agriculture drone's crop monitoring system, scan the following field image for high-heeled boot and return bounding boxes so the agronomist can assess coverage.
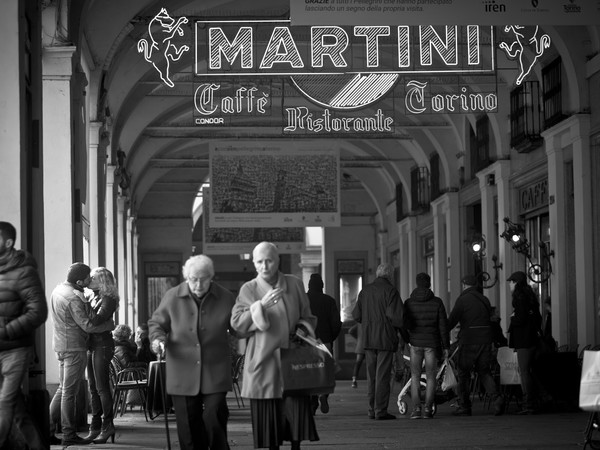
[83,427,101,441]
[93,421,116,444]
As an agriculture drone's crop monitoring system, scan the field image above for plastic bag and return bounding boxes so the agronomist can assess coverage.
[580,350,600,411]
[441,360,458,391]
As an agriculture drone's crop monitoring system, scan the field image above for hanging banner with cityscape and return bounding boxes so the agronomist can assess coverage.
[209,143,341,227]
[202,188,306,254]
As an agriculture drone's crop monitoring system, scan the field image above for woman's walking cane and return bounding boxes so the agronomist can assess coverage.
[157,342,171,450]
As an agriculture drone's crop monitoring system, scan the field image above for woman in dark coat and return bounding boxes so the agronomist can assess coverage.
[112,324,138,368]
[85,267,119,443]
[507,271,542,414]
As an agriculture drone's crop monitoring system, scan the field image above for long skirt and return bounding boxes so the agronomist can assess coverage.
[250,396,319,449]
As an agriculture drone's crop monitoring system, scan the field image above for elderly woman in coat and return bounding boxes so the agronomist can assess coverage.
[231,242,318,450]
[149,255,236,450]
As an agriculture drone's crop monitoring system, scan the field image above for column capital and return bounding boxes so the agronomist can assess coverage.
[42,46,76,79]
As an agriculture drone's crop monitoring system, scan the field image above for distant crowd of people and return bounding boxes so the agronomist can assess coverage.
[0,218,552,450]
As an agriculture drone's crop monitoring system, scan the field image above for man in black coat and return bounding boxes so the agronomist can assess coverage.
[352,263,404,420]
[448,275,504,416]
[0,221,48,449]
[307,273,341,414]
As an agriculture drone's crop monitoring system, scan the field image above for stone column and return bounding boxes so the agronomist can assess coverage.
[431,195,448,306]
[570,115,594,346]
[105,165,116,275]
[445,192,461,305]
[42,45,76,386]
[88,122,102,269]
[0,0,22,232]
[544,129,568,346]
[116,195,127,325]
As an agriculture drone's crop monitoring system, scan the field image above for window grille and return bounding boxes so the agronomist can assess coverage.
[471,115,491,174]
[411,166,430,213]
[542,57,564,128]
[430,153,441,201]
[510,81,542,152]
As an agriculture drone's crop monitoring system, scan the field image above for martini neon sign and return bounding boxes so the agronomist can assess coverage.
[194,21,496,116]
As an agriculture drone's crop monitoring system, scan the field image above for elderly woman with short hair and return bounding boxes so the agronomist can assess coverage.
[231,242,318,450]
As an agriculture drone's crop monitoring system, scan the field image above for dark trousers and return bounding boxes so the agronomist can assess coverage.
[87,345,115,430]
[171,391,229,450]
[456,344,498,408]
[365,349,393,417]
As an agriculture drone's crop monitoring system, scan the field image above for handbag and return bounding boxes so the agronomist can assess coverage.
[580,351,600,411]
[280,342,335,396]
[441,359,457,391]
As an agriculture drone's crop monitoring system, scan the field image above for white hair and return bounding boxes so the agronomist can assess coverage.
[182,255,215,278]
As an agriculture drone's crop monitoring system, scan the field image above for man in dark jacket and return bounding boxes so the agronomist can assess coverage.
[403,273,449,419]
[307,273,342,414]
[352,263,403,420]
[0,221,48,449]
[448,275,504,416]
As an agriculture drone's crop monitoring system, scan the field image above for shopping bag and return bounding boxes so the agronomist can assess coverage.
[497,347,521,385]
[579,351,600,411]
[441,360,457,391]
[280,343,335,396]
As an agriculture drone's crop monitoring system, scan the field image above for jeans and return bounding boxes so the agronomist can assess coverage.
[50,350,87,439]
[0,347,33,447]
[365,349,393,417]
[87,345,115,430]
[172,391,229,450]
[456,344,498,408]
[409,346,438,409]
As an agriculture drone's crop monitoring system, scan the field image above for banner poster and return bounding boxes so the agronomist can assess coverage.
[290,0,600,26]
[202,188,306,254]
[209,143,341,228]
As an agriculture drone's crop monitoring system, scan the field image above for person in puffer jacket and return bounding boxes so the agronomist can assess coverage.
[402,273,449,419]
[0,221,48,449]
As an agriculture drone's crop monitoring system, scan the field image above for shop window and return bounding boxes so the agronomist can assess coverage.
[542,57,565,129]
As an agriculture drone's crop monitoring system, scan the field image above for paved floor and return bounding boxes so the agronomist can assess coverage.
[51,380,590,449]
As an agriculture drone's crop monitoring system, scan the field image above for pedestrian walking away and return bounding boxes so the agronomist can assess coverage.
[507,271,543,415]
[352,263,404,420]
[448,275,504,417]
[402,272,450,419]
[307,273,342,415]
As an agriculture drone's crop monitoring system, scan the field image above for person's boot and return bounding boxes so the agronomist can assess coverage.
[93,420,116,444]
[83,426,101,441]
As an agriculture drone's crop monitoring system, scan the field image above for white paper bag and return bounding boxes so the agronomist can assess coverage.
[579,350,600,411]
[497,347,521,385]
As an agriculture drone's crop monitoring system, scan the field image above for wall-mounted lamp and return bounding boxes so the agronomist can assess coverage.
[500,217,554,283]
[466,232,502,289]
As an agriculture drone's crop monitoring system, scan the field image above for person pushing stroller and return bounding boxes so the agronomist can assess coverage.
[448,275,505,416]
[402,273,450,419]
